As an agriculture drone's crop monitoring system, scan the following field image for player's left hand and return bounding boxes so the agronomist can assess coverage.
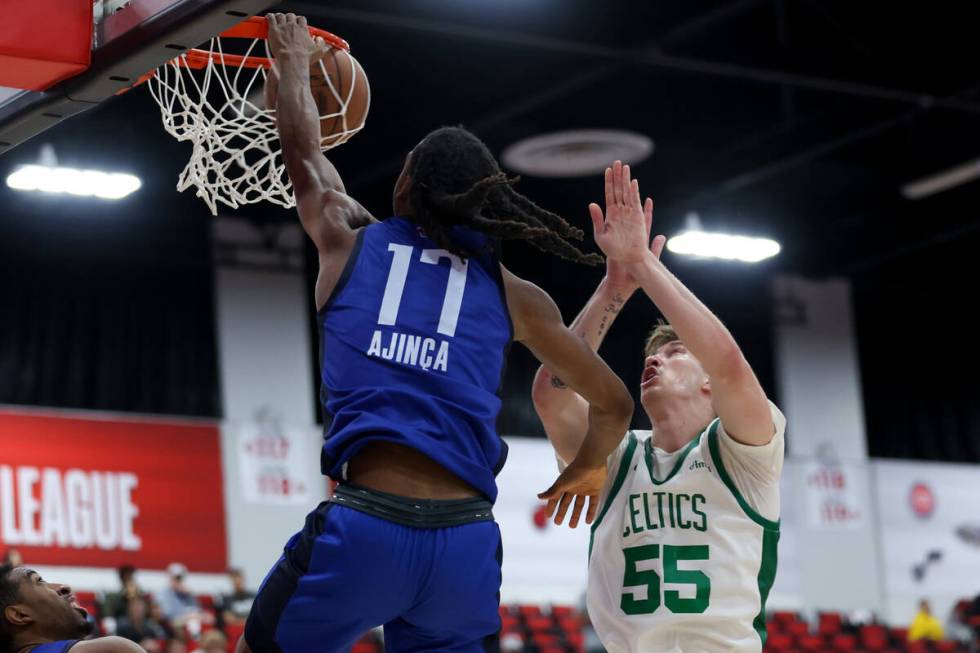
[590,161,662,266]
[537,459,608,528]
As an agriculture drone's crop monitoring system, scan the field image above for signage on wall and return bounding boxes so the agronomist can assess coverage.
[0,409,227,571]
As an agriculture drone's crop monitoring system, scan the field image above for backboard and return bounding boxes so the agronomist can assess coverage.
[0,0,282,155]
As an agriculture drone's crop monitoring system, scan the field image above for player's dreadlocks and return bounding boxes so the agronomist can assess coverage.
[407,126,603,265]
[0,564,19,653]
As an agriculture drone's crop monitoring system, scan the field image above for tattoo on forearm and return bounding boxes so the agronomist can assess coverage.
[596,293,627,340]
[550,375,568,389]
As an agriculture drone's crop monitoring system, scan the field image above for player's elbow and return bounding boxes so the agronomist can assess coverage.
[531,366,558,411]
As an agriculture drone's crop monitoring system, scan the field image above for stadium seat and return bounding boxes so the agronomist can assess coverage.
[526,615,554,632]
[798,634,825,651]
[767,633,794,651]
[830,633,857,651]
[818,612,843,636]
[551,605,576,619]
[906,641,931,653]
[518,604,543,619]
[788,621,810,637]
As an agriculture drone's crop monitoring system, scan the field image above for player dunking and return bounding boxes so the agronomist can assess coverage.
[0,564,144,653]
[533,162,786,653]
[239,14,635,653]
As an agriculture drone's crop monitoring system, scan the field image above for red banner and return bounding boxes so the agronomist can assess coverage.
[0,409,227,572]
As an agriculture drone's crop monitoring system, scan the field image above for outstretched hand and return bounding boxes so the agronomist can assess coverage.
[267,13,331,63]
[537,458,608,529]
[590,161,665,273]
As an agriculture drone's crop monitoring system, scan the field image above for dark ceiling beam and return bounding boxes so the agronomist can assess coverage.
[658,0,767,47]
[717,112,912,195]
[845,218,980,275]
[292,4,980,115]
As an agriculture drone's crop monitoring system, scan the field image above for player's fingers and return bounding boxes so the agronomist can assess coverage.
[621,164,632,206]
[603,167,613,208]
[283,13,296,24]
[554,492,573,525]
[630,178,641,210]
[568,494,586,529]
[589,203,604,236]
[297,15,308,28]
[585,494,599,525]
[643,197,653,238]
[537,482,560,501]
[651,234,666,259]
[612,161,623,205]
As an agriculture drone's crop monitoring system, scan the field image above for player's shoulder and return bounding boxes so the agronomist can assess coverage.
[70,636,145,652]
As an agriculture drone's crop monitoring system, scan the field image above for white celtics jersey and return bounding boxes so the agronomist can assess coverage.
[587,419,779,653]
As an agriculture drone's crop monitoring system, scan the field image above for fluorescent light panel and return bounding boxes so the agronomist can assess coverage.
[667,230,780,263]
[901,157,980,200]
[6,165,141,199]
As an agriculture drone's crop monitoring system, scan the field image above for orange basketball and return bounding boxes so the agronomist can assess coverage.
[310,48,370,149]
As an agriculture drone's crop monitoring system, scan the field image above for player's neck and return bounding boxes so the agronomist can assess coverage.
[14,632,58,653]
[644,398,713,453]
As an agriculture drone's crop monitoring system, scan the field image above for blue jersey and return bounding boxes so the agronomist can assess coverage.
[318,217,512,501]
[31,642,77,653]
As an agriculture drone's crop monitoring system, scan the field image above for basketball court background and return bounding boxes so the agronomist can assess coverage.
[2,1,980,651]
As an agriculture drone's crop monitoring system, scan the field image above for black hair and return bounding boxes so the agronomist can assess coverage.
[0,563,20,653]
[118,565,135,582]
[407,126,603,265]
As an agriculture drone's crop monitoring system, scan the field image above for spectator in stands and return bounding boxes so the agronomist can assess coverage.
[909,599,945,642]
[215,568,255,629]
[189,630,226,653]
[2,548,23,567]
[116,595,166,644]
[103,565,150,618]
[155,563,208,629]
[165,638,187,653]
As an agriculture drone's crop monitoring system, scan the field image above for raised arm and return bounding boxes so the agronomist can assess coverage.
[266,13,375,252]
[503,268,634,527]
[592,162,773,445]
[531,199,664,464]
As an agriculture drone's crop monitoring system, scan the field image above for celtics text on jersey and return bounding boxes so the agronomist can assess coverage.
[586,419,780,653]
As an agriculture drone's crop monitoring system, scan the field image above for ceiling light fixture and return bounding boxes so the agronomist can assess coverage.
[666,212,780,263]
[6,164,141,199]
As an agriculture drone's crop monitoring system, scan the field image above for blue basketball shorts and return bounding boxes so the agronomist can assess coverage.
[244,485,502,653]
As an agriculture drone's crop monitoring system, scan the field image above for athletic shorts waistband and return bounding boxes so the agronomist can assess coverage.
[329,483,494,528]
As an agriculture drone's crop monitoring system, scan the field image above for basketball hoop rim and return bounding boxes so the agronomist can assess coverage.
[181,16,351,70]
[128,16,350,90]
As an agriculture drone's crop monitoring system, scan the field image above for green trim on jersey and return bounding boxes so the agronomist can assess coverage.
[752,527,780,646]
[706,420,780,531]
[589,431,638,562]
[642,429,701,485]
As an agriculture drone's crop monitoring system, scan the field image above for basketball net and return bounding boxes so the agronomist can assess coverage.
[147,33,367,215]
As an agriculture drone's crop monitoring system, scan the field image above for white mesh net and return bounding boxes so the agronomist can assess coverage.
[147,35,367,215]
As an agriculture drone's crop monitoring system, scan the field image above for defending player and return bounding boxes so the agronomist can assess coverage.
[533,162,786,653]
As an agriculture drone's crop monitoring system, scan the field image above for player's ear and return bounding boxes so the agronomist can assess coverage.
[4,603,34,628]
